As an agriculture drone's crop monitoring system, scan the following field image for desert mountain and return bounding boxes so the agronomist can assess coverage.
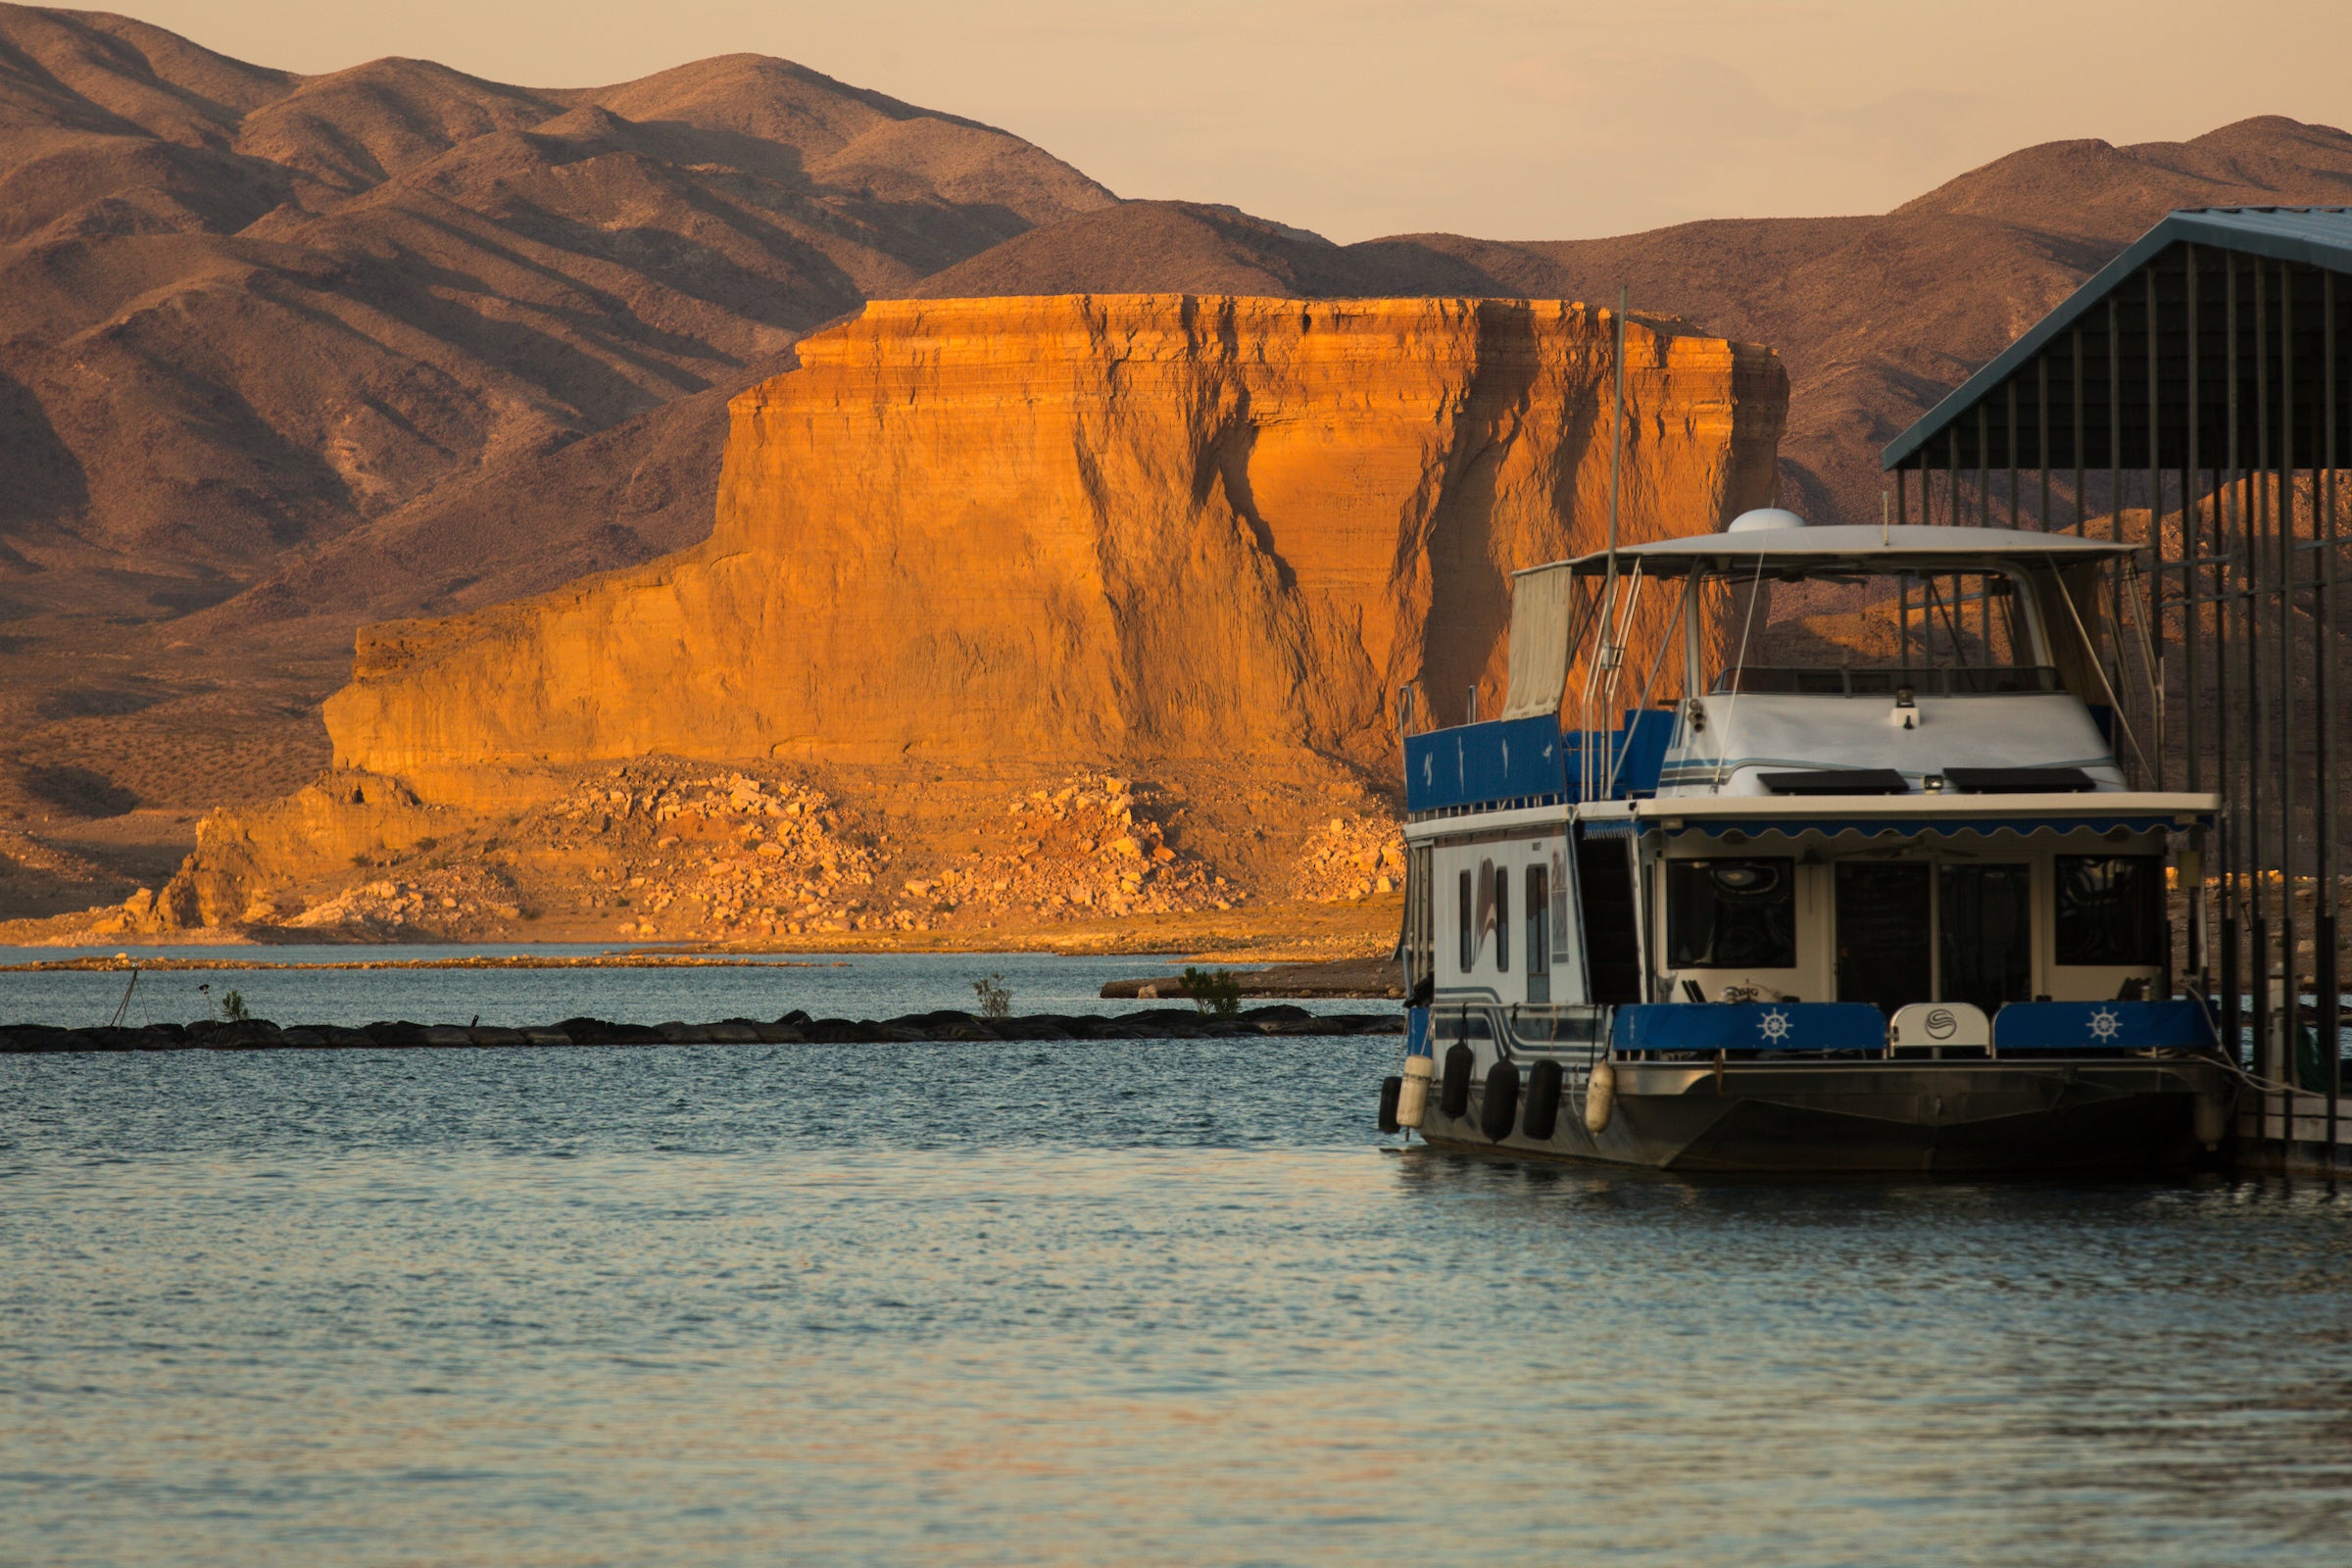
[0,5,1110,579]
[0,3,1112,897]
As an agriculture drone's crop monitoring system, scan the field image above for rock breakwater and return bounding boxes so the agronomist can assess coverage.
[0,1006,1401,1053]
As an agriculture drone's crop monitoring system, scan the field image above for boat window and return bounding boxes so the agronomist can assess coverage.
[1526,863,1550,1003]
[1405,846,1435,993]
[1525,865,1549,978]
[1458,868,1474,973]
[2055,855,2164,966]
[1705,567,2047,695]
[1494,863,1510,972]
[1667,858,1796,969]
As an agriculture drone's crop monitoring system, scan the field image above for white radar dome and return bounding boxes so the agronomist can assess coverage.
[1725,508,1808,533]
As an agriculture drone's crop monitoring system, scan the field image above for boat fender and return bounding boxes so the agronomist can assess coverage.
[1584,1058,1618,1135]
[2191,1091,2230,1150]
[1440,1043,1475,1119]
[1397,1053,1434,1128]
[1480,1060,1520,1142]
[1378,1075,1403,1134]
[1523,1058,1563,1141]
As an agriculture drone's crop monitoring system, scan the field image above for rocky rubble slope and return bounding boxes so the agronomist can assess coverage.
[72,757,1403,947]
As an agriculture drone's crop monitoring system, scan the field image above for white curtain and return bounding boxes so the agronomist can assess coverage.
[1500,562,1581,719]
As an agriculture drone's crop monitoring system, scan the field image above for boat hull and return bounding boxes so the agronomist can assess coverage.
[1415,1056,2236,1173]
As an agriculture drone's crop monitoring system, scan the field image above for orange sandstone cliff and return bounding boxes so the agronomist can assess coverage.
[114,294,1784,943]
[328,295,1784,797]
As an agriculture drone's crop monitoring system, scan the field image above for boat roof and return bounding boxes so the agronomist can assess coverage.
[1547,524,2135,579]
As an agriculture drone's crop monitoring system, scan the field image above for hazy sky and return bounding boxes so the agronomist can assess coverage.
[122,0,2352,243]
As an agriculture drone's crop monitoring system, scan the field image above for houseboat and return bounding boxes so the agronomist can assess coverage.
[1379,510,2236,1171]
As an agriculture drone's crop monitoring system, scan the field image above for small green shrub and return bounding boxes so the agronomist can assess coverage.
[972,972,1012,1018]
[220,988,249,1022]
[1182,966,1242,1017]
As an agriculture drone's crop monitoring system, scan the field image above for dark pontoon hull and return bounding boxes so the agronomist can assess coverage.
[1417,1057,2236,1173]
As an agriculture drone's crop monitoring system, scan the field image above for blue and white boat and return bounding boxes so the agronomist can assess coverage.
[1381,510,2236,1171]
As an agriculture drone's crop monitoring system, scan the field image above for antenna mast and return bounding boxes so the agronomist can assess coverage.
[1599,284,1627,786]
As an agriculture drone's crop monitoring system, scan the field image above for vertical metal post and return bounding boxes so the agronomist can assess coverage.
[2038,356,2052,530]
[2224,253,2244,1069]
[1599,283,1625,780]
[1978,403,1992,658]
[1900,457,1915,666]
[2279,260,2300,1103]
[1949,426,1961,520]
[2185,244,2206,988]
[2075,326,2087,535]
[2109,297,2128,768]
[1950,429,1963,662]
[1978,404,1991,528]
[2314,267,2332,1152]
[2007,381,2021,529]
[2252,258,2273,1096]
[2109,297,2125,544]
[2148,268,2167,792]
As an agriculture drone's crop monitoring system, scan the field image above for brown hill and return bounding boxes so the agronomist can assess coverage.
[0,4,1113,901]
[0,8,1112,579]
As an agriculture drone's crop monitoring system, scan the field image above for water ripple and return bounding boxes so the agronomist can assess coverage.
[3,1034,2349,1565]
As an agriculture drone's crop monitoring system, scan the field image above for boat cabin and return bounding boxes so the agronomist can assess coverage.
[1400,514,2215,1052]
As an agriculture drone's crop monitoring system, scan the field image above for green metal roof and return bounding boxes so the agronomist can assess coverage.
[1882,207,2352,472]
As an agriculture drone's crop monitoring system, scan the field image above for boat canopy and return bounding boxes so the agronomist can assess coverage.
[1542,523,2137,579]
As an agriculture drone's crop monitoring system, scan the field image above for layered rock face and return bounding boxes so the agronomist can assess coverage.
[326,294,1786,804]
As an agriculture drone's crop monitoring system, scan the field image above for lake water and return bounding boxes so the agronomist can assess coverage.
[0,947,1337,1030]
[5,975,2350,1565]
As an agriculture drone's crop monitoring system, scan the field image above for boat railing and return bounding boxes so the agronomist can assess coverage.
[1708,665,2065,696]
[1402,710,1676,816]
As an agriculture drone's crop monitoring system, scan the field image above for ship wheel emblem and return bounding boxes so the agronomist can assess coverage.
[1757,1008,1792,1044]
[2087,1006,2123,1042]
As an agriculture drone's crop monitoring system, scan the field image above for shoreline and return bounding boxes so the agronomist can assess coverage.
[0,895,1404,963]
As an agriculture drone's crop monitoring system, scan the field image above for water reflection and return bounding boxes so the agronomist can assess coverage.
[2,1044,2347,1565]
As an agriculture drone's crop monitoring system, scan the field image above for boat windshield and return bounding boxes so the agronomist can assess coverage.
[1704,565,2049,697]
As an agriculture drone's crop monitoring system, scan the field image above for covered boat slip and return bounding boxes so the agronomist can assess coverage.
[1384,209,2352,1171]
[1878,204,2352,1166]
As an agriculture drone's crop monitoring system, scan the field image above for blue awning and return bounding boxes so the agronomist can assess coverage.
[1649,812,2190,841]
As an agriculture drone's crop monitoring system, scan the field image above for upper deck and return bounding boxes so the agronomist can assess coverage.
[1403,514,2204,825]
